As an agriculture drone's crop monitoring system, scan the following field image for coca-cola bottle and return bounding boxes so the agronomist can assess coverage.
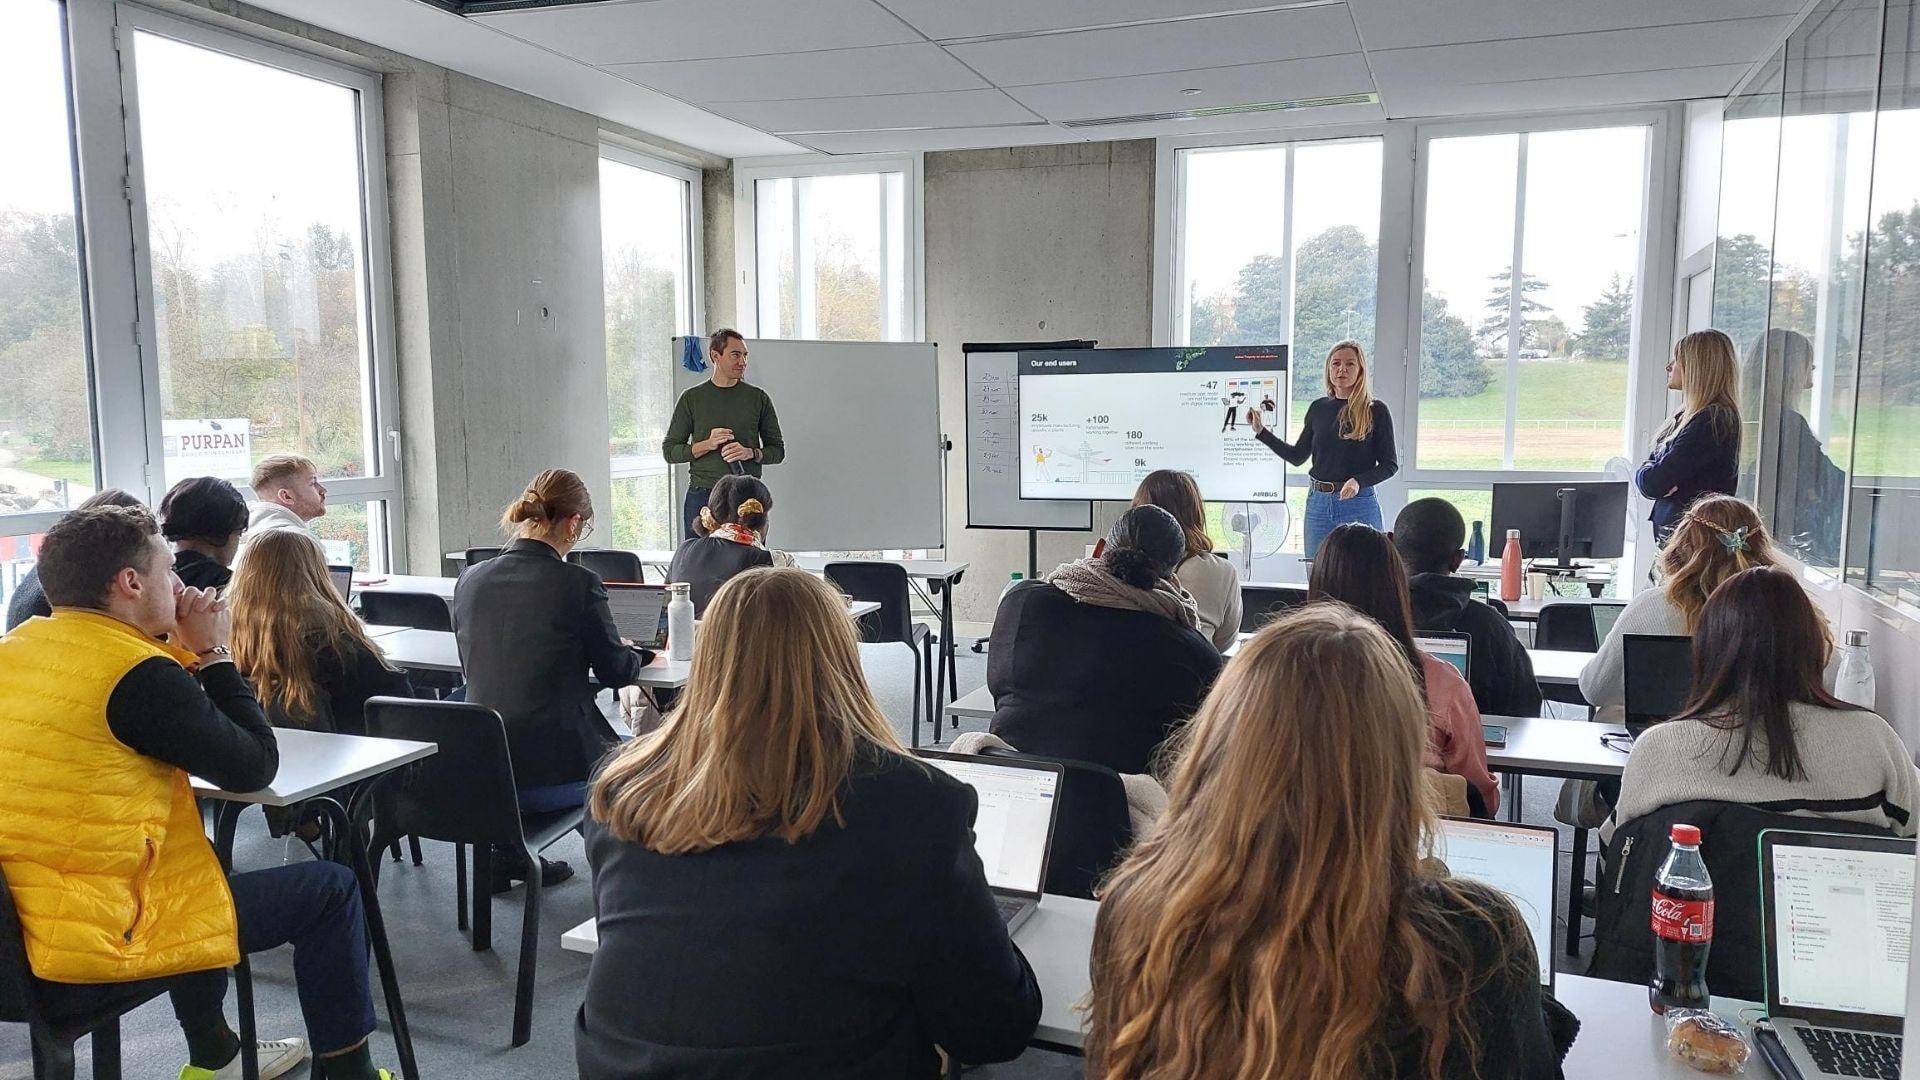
[1650,823,1714,1013]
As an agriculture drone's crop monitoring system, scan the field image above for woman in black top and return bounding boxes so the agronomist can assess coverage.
[666,474,783,614]
[1637,330,1741,545]
[229,528,413,736]
[4,488,143,631]
[1246,340,1398,558]
[1087,605,1574,1079]
[580,568,1040,1078]
[159,475,249,591]
[988,505,1221,775]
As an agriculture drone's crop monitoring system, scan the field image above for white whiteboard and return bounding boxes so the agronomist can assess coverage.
[671,338,944,551]
[965,346,1093,531]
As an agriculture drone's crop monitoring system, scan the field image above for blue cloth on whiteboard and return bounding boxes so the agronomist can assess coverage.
[1303,487,1380,560]
[679,336,708,375]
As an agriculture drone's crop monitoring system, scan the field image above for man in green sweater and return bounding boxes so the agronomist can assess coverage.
[663,328,786,540]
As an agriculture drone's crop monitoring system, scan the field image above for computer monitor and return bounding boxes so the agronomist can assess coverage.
[327,565,354,604]
[1416,632,1471,681]
[604,583,670,649]
[1489,481,1629,568]
[1623,634,1692,736]
[1434,818,1558,988]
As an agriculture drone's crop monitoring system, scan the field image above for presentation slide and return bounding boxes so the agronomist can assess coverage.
[1016,346,1289,502]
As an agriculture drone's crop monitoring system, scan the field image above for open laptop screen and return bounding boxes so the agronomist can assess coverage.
[327,566,353,604]
[604,584,669,649]
[1766,835,1914,1025]
[1416,633,1471,681]
[1434,818,1557,988]
[917,755,1058,896]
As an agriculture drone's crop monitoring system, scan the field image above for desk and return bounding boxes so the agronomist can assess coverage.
[1558,977,1758,1080]
[946,685,994,724]
[1504,594,1623,622]
[1224,634,1592,688]
[444,548,677,577]
[794,556,969,733]
[193,729,437,1080]
[1459,560,1616,598]
[370,626,694,690]
[354,573,455,600]
[1484,714,1627,782]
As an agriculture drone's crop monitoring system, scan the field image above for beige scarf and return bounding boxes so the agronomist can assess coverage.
[1043,558,1200,630]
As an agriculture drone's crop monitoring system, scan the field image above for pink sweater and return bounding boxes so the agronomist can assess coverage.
[1421,653,1500,813]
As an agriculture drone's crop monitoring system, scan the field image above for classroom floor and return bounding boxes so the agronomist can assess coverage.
[0,644,1598,1079]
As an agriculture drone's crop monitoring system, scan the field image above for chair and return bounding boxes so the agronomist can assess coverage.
[358,590,453,632]
[567,549,645,583]
[1533,603,1598,710]
[824,562,935,747]
[363,697,583,1047]
[1239,585,1309,633]
[976,746,1133,900]
[0,876,257,1080]
[463,547,503,567]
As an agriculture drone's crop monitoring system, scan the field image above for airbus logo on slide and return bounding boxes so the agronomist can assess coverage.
[1250,490,1280,498]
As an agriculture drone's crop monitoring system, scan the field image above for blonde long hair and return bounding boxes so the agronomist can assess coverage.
[1658,330,1741,451]
[590,567,904,853]
[1326,340,1375,441]
[1660,494,1778,632]
[1087,604,1531,1080]
[229,529,394,725]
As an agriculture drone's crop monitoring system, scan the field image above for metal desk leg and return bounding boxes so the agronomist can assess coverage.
[335,792,420,1080]
[1506,774,1524,822]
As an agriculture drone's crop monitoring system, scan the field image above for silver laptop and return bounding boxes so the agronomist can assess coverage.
[915,750,1063,933]
[1417,631,1472,683]
[327,565,354,604]
[604,583,670,649]
[1762,831,1913,1078]
[1434,817,1558,989]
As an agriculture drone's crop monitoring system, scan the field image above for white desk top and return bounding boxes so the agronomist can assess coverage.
[1224,633,1590,686]
[1558,977,1758,1080]
[354,573,456,599]
[190,728,436,807]
[444,549,676,566]
[946,685,994,720]
[369,627,694,689]
[1506,594,1623,620]
[1484,715,1628,780]
[1458,560,1616,585]
[791,555,968,582]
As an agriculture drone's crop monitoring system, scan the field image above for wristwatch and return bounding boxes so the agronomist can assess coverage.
[193,645,233,668]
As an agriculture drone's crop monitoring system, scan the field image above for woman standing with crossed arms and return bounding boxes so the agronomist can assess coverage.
[1247,340,1398,559]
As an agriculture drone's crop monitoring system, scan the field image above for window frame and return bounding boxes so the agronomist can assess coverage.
[731,152,925,342]
[599,142,704,543]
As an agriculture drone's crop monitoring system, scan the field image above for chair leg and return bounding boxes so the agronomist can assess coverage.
[88,1018,120,1080]
[923,635,936,740]
[472,846,494,952]
[409,835,425,866]
[29,1030,75,1080]
[455,842,470,933]
[235,956,260,1080]
[1565,826,1589,958]
[513,853,542,1047]
[388,839,403,862]
[909,641,923,749]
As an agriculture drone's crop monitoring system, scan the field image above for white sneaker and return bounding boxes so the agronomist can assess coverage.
[178,1037,309,1080]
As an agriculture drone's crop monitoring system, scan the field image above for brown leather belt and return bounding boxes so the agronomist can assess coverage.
[1311,480,1340,492]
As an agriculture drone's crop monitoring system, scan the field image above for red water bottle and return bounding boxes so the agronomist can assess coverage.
[1650,823,1713,1013]
[1499,529,1523,603]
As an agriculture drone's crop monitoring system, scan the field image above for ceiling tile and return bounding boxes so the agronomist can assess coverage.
[1004,52,1374,122]
[948,5,1361,86]
[874,0,1317,42]
[1080,96,1385,139]
[1383,64,1755,118]
[609,43,990,103]
[1348,0,1805,52]
[1370,17,1797,93]
[711,89,1040,133]
[473,0,920,66]
[791,123,1076,155]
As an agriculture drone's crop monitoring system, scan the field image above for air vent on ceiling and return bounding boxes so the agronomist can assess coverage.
[1060,92,1379,129]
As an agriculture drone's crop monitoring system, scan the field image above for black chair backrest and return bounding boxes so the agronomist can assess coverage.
[569,549,645,583]
[1624,634,1693,736]
[977,746,1133,901]
[824,562,915,645]
[0,875,37,1024]
[1240,585,1309,632]
[464,547,503,567]
[358,590,453,632]
[1533,602,1600,651]
[364,697,526,848]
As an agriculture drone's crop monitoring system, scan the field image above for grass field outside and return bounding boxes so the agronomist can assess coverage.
[1415,360,1631,471]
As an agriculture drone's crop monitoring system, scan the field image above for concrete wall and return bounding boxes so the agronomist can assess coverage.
[925,142,1157,623]
[702,164,737,332]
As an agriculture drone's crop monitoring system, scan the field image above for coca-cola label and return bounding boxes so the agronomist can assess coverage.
[1651,892,1714,942]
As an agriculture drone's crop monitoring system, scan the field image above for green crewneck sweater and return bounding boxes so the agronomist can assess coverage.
[661,379,785,489]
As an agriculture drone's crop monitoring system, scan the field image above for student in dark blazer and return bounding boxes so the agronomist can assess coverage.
[1638,330,1741,544]
[579,568,1040,1079]
[159,475,250,591]
[454,468,645,890]
[665,474,786,614]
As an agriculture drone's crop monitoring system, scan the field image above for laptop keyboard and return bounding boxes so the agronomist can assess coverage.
[1801,1026,1903,1078]
[994,895,1029,924]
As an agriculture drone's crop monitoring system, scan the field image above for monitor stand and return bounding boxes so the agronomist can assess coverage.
[1532,486,1589,573]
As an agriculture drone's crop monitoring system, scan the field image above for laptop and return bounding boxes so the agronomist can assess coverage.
[914,750,1063,933]
[327,565,354,604]
[1623,633,1692,736]
[604,583,670,650]
[1416,632,1472,682]
[1593,602,1626,643]
[1760,831,1915,1079]
[1434,817,1559,989]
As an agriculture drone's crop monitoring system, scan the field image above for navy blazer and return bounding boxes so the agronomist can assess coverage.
[1635,405,1739,535]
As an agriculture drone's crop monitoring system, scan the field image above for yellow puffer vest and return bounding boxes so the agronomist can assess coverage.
[0,611,239,983]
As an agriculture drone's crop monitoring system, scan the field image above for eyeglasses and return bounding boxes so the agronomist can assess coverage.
[574,518,595,543]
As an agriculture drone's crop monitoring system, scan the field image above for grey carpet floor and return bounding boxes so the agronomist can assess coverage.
[0,643,1597,1079]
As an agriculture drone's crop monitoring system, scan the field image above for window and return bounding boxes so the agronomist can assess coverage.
[1416,126,1651,473]
[0,0,95,519]
[600,149,697,552]
[739,159,918,341]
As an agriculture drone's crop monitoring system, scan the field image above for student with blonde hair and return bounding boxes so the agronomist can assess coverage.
[1637,329,1741,544]
[1088,604,1569,1079]
[579,568,1040,1078]
[454,468,644,891]
[1246,340,1398,557]
[244,453,328,547]
[1131,469,1241,650]
[230,529,411,735]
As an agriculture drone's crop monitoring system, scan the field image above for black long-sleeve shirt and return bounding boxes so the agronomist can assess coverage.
[106,657,278,793]
[1256,396,1399,487]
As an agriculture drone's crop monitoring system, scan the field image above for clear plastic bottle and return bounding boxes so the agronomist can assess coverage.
[666,582,695,662]
[1834,629,1877,710]
[1650,823,1713,1014]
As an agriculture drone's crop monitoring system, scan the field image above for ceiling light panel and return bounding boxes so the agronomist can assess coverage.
[609,42,990,102]
[473,0,919,65]
[948,5,1362,85]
